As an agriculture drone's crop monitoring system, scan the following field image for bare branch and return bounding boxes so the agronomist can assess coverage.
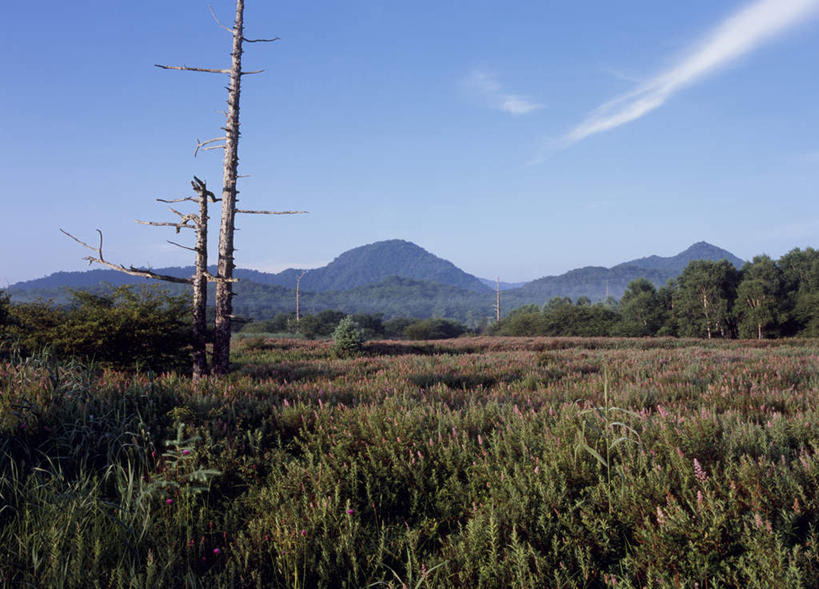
[239,69,264,75]
[168,207,198,225]
[191,176,218,202]
[243,36,280,43]
[155,64,231,74]
[201,145,226,153]
[208,4,233,33]
[195,136,228,157]
[157,196,197,204]
[236,209,309,215]
[136,219,195,234]
[60,229,192,284]
[203,271,238,283]
[167,240,197,252]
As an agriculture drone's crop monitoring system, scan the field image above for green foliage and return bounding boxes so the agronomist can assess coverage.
[5,285,192,371]
[735,256,786,339]
[1,339,818,586]
[404,318,467,340]
[616,278,667,336]
[673,260,740,338]
[332,316,365,356]
[490,298,619,337]
[383,317,415,338]
[240,313,296,334]
[295,310,346,339]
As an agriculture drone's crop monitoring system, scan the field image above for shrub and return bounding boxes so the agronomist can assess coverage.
[404,318,467,340]
[332,316,365,356]
[6,285,192,372]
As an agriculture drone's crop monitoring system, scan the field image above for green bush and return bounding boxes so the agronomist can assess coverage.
[404,318,467,340]
[332,315,365,356]
[6,285,192,372]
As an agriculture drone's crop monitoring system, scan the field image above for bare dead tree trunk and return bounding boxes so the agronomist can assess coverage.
[212,0,246,376]
[190,178,213,380]
[296,270,307,322]
[157,1,294,375]
[495,277,500,322]
[63,177,230,379]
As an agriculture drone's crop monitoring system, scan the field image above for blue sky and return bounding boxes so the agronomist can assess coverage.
[2,0,818,286]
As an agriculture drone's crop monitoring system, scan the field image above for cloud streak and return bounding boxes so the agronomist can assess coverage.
[563,0,819,146]
[465,70,543,116]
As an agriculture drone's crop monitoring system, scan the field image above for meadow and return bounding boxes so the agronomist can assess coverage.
[1,336,817,588]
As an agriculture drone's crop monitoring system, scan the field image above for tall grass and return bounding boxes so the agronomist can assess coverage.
[0,337,817,587]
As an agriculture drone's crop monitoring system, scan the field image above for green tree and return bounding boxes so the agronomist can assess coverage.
[617,279,664,336]
[673,260,739,338]
[778,247,819,336]
[404,318,466,340]
[0,290,9,329]
[332,316,365,356]
[735,256,785,339]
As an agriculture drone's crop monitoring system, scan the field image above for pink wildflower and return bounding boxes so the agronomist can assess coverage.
[693,458,708,483]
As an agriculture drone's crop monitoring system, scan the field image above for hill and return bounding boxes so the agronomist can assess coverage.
[615,241,744,275]
[7,240,747,324]
[246,240,490,293]
[507,241,745,303]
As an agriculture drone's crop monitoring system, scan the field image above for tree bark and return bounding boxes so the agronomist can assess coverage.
[212,0,246,375]
[191,179,210,380]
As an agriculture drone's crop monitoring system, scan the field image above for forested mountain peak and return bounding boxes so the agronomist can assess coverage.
[294,239,490,293]
[618,241,745,275]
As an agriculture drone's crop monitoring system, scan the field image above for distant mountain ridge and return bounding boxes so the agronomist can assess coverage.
[7,240,747,323]
[615,241,744,275]
[509,241,745,303]
[244,240,490,293]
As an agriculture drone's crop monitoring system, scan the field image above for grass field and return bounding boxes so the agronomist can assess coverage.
[1,337,817,587]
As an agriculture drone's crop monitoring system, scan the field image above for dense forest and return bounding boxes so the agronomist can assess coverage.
[490,248,819,339]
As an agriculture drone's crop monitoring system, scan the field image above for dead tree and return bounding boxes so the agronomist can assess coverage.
[157,0,294,375]
[62,177,228,379]
[495,277,501,322]
[146,177,219,379]
[295,270,307,322]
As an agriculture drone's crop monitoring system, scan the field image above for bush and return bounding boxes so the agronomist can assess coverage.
[6,285,192,372]
[383,317,414,338]
[240,313,295,335]
[404,318,467,340]
[332,316,365,356]
[296,310,346,339]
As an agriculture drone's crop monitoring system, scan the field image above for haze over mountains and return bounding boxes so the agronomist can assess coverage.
[7,240,745,324]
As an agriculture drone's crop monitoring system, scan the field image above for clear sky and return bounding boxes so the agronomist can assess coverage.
[2,0,818,286]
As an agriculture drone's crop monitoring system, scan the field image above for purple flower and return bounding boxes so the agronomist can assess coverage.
[182,449,191,456]
[346,509,354,515]
[166,499,173,505]
[213,548,221,555]
[301,529,307,537]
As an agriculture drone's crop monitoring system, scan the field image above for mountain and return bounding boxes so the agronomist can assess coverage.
[478,277,526,291]
[615,241,745,275]
[7,240,747,324]
[505,241,745,303]
[245,240,490,293]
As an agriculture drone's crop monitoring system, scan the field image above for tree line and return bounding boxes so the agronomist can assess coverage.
[490,248,818,339]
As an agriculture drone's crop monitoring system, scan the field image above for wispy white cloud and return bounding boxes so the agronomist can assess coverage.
[563,0,819,146]
[464,69,544,116]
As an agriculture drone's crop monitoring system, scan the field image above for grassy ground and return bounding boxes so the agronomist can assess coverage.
[1,337,817,588]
